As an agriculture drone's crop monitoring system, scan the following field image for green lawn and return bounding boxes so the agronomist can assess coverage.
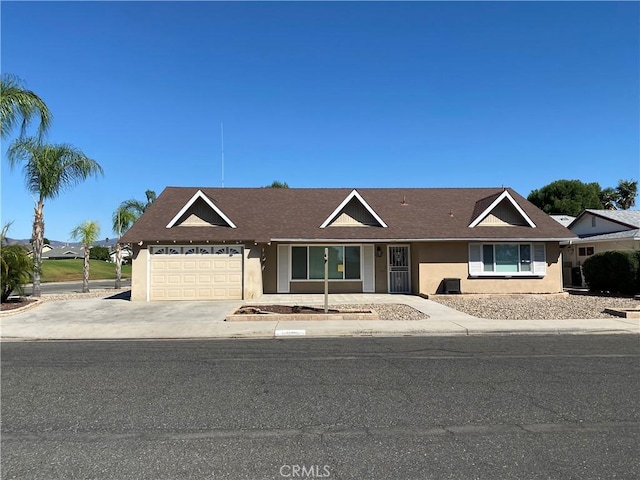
[40,259,132,283]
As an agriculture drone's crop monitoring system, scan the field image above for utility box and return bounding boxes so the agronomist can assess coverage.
[443,278,461,294]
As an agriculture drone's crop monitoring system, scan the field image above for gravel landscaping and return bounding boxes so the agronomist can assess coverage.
[332,304,429,320]
[432,294,640,320]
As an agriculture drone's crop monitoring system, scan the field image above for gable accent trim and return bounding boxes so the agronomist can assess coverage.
[165,190,237,229]
[469,190,536,228]
[319,189,388,228]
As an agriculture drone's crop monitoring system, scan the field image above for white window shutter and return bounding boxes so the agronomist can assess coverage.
[469,244,482,276]
[362,245,375,292]
[533,243,546,276]
[277,245,290,293]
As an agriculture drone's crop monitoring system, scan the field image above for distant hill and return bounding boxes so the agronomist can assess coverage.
[4,238,35,246]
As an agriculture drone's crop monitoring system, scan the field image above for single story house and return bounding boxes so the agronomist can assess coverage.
[26,243,53,256]
[562,209,640,286]
[109,245,133,264]
[119,186,576,301]
[39,246,83,260]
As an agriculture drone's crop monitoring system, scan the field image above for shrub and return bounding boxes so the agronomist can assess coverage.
[1,222,34,302]
[1,243,33,302]
[582,250,639,295]
[89,245,110,261]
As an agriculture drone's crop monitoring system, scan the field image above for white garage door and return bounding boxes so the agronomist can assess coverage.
[149,245,243,300]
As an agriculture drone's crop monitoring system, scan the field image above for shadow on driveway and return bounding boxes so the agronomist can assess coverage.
[104,290,132,301]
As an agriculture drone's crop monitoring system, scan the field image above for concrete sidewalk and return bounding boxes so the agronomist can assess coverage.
[1,293,638,341]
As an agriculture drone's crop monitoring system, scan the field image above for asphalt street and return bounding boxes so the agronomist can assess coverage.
[25,279,131,295]
[2,335,638,479]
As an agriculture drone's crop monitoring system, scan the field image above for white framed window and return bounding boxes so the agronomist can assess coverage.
[469,243,546,277]
[290,245,361,281]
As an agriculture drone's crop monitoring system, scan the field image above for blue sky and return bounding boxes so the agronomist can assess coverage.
[2,1,638,242]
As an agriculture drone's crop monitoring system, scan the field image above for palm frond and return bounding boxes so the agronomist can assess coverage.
[145,190,157,205]
[7,138,103,200]
[112,206,138,237]
[70,220,101,247]
[615,179,638,210]
[119,199,147,216]
[0,74,52,139]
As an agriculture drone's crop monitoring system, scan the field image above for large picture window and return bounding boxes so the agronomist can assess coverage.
[470,243,545,277]
[291,245,361,281]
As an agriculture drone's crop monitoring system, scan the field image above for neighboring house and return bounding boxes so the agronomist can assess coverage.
[550,215,576,228]
[109,245,133,264]
[26,243,52,256]
[40,246,83,260]
[22,243,50,251]
[562,209,640,286]
[119,187,576,302]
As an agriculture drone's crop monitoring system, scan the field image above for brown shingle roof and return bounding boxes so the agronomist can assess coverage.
[119,187,576,244]
[470,191,503,224]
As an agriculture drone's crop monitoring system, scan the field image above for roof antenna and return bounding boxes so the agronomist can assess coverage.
[221,122,225,188]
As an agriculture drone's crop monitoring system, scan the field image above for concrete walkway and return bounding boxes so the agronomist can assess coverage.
[1,293,638,341]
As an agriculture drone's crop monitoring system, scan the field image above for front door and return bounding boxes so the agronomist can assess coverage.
[388,245,410,293]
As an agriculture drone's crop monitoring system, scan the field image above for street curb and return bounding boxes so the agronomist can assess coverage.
[1,328,638,342]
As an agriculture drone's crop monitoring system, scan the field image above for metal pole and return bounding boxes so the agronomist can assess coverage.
[221,122,224,188]
[324,247,329,313]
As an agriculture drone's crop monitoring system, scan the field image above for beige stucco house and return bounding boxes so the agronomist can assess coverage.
[562,209,640,286]
[119,186,576,301]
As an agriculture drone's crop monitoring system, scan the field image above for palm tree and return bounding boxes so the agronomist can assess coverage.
[7,137,103,297]
[615,179,638,210]
[119,189,157,217]
[70,220,100,293]
[112,190,155,289]
[1,222,33,303]
[0,74,52,139]
[111,206,138,289]
[599,187,617,210]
